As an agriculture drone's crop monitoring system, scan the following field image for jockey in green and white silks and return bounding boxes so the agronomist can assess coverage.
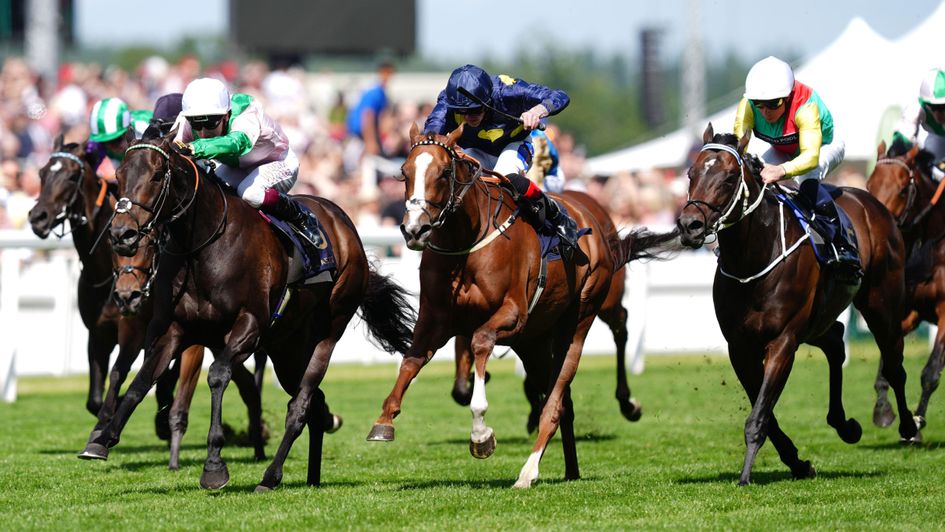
[87,97,153,173]
[892,68,945,181]
[733,56,859,279]
[170,77,322,248]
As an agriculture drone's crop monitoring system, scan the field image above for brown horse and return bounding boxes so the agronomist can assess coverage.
[451,191,643,431]
[28,137,265,469]
[79,135,415,491]
[866,139,944,430]
[676,125,918,485]
[366,124,676,488]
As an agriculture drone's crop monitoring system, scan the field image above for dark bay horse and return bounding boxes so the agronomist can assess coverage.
[367,124,676,488]
[676,125,918,485]
[451,191,643,432]
[867,140,945,430]
[29,137,264,469]
[79,136,415,491]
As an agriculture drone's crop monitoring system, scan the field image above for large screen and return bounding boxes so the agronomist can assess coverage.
[231,0,416,56]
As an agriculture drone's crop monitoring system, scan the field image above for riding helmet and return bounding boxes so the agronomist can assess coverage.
[181,78,231,117]
[89,97,131,143]
[445,64,493,110]
[743,56,795,101]
[919,68,945,106]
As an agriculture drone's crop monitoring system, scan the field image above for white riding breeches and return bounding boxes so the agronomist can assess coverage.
[463,141,531,176]
[762,140,845,185]
[213,148,300,208]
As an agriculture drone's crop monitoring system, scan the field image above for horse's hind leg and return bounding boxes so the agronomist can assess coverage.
[168,346,204,470]
[914,311,945,429]
[599,303,641,422]
[232,355,267,461]
[451,336,473,406]
[258,337,337,492]
[523,371,542,435]
[857,290,919,442]
[873,359,895,428]
[809,321,862,443]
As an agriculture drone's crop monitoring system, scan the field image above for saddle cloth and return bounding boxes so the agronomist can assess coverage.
[771,185,858,267]
[259,206,336,285]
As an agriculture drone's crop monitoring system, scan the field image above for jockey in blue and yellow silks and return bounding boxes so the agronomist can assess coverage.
[734,55,859,277]
[424,64,577,248]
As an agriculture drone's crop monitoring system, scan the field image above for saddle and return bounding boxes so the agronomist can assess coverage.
[772,185,861,282]
[259,205,336,286]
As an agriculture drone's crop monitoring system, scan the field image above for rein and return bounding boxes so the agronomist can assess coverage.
[407,138,518,255]
[46,151,97,237]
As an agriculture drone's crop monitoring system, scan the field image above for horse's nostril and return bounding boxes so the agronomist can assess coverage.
[416,225,432,238]
[686,220,704,233]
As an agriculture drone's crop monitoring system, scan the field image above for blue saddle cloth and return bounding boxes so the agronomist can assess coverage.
[535,201,591,261]
[771,185,857,266]
[259,206,337,281]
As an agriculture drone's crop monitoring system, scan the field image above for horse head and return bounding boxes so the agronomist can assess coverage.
[28,134,95,238]
[111,229,159,316]
[109,136,183,256]
[677,123,757,248]
[399,123,476,250]
[866,139,934,227]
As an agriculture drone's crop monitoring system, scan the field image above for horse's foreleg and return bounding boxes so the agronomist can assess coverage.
[811,321,862,444]
[738,336,796,486]
[514,313,592,489]
[231,355,267,461]
[85,328,115,416]
[168,345,204,470]
[79,323,183,461]
[201,315,259,490]
[89,321,140,438]
[368,318,445,442]
[154,352,181,441]
[914,311,945,429]
[451,335,473,406]
[258,337,336,492]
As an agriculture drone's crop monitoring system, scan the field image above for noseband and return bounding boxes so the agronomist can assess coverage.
[684,143,766,239]
[45,151,93,234]
[405,138,483,230]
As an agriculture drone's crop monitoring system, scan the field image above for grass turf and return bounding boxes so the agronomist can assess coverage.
[1,338,944,529]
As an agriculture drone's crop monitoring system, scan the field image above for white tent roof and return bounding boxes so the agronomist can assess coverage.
[586,4,945,175]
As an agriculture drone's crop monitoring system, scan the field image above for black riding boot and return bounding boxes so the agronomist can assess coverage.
[505,173,579,249]
[263,191,324,248]
[800,180,862,280]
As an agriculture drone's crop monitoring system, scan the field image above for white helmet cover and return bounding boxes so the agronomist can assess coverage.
[181,77,231,116]
[744,56,795,101]
[919,68,945,105]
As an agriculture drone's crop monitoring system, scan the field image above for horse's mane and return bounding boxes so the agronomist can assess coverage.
[710,133,764,176]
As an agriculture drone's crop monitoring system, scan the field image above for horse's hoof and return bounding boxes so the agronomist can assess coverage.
[326,414,343,434]
[791,460,816,480]
[512,478,533,489]
[872,401,895,428]
[199,463,230,490]
[254,485,272,494]
[470,429,496,459]
[168,462,179,471]
[620,398,643,422]
[914,415,927,430]
[367,424,395,442]
[900,432,922,445]
[839,419,862,444]
[78,443,109,461]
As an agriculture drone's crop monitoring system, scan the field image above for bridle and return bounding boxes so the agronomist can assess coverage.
[403,138,518,255]
[404,138,483,230]
[870,156,944,231]
[44,151,96,237]
[683,143,767,240]
[113,234,162,300]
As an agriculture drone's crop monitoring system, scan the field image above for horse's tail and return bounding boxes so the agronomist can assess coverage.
[615,226,683,266]
[358,265,417,355]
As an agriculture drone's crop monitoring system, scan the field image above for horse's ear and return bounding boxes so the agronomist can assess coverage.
[408,122,420,140]
[877,141,887,159]
[907,143,919,161]
[446,123,464,146]
[53,133,64,150]
[737,130,751,155]
[702,123,714,144]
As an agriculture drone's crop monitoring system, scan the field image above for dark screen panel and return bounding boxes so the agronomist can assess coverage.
[232,0,416,56]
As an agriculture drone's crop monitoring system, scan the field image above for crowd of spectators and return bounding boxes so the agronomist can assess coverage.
[2,54,869,240]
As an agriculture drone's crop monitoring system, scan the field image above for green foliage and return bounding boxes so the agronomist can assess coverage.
[1,338,943,529]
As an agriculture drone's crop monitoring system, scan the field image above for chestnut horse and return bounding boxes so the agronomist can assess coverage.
[26,138,236,459]
[78,136,416,491]
[451,191,643,432]
[866,139,944,431]
[367,124,677,488]
[676,125,918,485]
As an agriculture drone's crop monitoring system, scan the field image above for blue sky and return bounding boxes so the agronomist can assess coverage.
[76,0,944,64]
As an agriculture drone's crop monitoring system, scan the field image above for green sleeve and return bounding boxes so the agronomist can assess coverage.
[190,131,252,160]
